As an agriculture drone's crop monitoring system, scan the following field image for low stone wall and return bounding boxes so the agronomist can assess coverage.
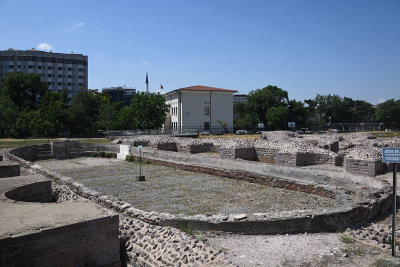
[0,155,3,161]
[0,216,120,267]
[345,158,388,176]
[156,142,178,152]
[220,147,257,160]
[255,147,278,163]
[178,143,214,154]
[5,180,52,203]
[9,143,51,161]
[0,162,20,178]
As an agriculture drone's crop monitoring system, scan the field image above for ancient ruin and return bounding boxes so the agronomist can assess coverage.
[1,131,400,266]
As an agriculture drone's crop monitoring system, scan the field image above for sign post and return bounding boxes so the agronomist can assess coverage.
[137,145,145,181]
[383,148,400,256]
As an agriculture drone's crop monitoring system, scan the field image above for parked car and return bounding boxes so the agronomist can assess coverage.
[235,130,248,135]
[58,130,70,137]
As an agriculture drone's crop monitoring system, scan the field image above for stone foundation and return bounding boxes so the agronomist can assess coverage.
[220,147,257,160]
[0,162,20,178]
[178,143,214,154]
[345,158,388,176]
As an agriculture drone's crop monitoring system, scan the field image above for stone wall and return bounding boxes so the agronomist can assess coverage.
[255,147,278,163]
[345,158,388,176]
[156,142,178,152]
[5,180,52,203]
[10,144,51,161]
[0,216,120,267]
[178,143,214,154]
[0,162,20,178]
[220,147,257,160]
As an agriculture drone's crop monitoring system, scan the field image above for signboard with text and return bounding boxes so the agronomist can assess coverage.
[288,122,296,128]
[382,148,400,163]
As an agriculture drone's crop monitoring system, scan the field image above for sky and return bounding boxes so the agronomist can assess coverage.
[0,0,399,104]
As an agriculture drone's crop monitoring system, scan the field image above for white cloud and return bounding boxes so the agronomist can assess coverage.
[99,52,106,56]
[66,21,85,32]
[37,43,53,51]
[142,61,149,65]
[376,98,386,105]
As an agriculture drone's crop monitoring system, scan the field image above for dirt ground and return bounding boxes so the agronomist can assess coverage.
[35,157,335,216]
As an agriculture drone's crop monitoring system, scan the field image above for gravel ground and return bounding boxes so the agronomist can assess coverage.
[203,231,384,266]
[35,157,336,216]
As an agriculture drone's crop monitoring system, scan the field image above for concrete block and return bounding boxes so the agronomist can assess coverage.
[0,162,20,178]
[120,145,131,155]
[51,142,66,159]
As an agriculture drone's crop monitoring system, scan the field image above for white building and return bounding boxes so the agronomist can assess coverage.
[164,85,237,133]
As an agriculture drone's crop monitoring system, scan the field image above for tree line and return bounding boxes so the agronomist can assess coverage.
[234,85,400,131]
[0,72,169,138]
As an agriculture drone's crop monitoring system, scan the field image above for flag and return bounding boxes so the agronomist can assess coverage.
[146,72,149,92]
[160,84,163,90]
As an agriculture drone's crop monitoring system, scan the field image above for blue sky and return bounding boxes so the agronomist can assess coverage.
[0,0,399,104]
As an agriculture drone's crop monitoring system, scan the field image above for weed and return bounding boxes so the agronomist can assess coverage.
[99,151,106,157]
[144,159,151,164]
[105,153,112,158]
[180,225,193,235]
[125,155,134,162]
[341,234,354,244]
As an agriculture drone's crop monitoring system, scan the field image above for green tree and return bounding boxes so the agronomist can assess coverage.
[266,106,289,130]
[288,100,309,127]
[0,72,48,109]
[0,95,19,137]
[128,92,169,129]
[246,85,288,126]
[376,99,400,129]
[97,101,121,130]
[67,89,105,135]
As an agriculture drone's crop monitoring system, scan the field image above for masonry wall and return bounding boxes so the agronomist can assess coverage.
[0,162,20,178]
[5,180,52,203]
[177,143,214,154]
[220,147,257,160]
[345,158,388,176]
[0,216,120,267]
[156,142,178,152]
[10,144,51,161]
[255,147,278,163]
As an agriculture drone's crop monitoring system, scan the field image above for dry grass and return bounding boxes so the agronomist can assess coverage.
[371,131,400,138]
[0,138,111,148]
[199,133,261,139]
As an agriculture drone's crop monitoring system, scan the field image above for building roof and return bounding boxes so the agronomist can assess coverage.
[165,85,237,95]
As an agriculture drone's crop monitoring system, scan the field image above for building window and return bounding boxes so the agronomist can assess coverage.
[204,106,210,115]
[38,66,42,69]
[58,67,62,70]
[58,82,62,86]
[68,75,72,78]
[48,74,52,77]
[28,65,33,69]
[204,122,210,131]
[9,65,13,69]
[48,66,52,70]
[67,68,72,71]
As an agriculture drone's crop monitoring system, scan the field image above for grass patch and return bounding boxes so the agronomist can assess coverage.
[0,138,111,148]
[341,234,354,244]
[199,134,260,139]
[371,131,400,138]
[180,225,193,235]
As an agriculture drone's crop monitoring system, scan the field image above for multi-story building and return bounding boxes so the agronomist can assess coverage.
[102,86,136,106]
[0,49,88,100]
[164,85,237,133]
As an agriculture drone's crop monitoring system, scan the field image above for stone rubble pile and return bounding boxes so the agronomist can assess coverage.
[120,216,230,267]
[346,223,400,251]
[116,131,400,161]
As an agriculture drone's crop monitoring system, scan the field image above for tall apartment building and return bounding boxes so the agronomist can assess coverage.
[0,49,88,100]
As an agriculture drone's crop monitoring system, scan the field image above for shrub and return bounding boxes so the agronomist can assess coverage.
[105,153,112,158]
[99,151,106,157]
[125,155,134,162]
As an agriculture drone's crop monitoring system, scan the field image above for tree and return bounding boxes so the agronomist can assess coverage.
[97,101,121,130]
[0,72,48,109]
[0,95,19,137]
[376,99,400,129]
[266,106,289,130]
[246,85,288,126]
[67,89,104,135]
[128,92,169,129]
[288,100,309,127]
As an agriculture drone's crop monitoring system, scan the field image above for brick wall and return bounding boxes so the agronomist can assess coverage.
[255,147,278,163]
[345,158,388,176]
[156,142,178,152]
[220,147,257,160]
[177,143,214,154]
[0,216,120,267]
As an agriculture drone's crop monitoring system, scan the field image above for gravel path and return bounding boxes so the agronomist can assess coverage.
[205,232,383,266]
[35,157,335,216]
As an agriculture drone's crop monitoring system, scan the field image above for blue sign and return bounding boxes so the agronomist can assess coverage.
[382,148,400,163]
[138,145,142,149]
